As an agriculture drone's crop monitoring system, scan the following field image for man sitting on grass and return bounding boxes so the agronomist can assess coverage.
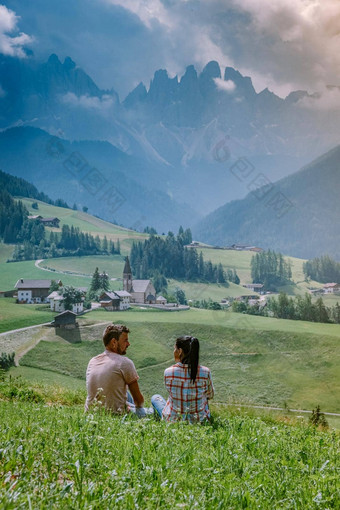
[85,323,152,417]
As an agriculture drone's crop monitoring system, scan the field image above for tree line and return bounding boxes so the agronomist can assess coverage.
[8,220,120,261]
[251,250,292,290]
[0,190,27,244]
[232,292,340,324]
[129,228,239,285]
[0,169,69,208]
[303,255,340,283]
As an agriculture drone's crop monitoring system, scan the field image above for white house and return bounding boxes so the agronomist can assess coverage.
[323,283,340,294]
[47,291,84,314]
[15,279,62,304]
[99,291,131,311]
[156,295,167,305]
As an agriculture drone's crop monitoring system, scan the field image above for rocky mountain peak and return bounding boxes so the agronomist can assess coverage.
[123,82,147,108]
[47,54,62,67]
[224,67,256,98]
[63,57,76,70]
[200,61,221,79]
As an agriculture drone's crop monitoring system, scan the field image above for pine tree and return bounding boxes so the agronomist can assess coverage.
[90,267,102,294]
[102,236,108,253]
[100,271,110,292]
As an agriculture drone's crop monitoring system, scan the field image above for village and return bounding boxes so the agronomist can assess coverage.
[8,252,340,329]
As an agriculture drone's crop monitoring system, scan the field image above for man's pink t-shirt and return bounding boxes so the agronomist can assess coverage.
[85,350,139,413]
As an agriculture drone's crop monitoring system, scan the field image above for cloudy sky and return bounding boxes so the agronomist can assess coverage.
[1,0,340,100]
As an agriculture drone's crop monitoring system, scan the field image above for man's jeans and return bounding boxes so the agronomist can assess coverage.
[126,392,154,418]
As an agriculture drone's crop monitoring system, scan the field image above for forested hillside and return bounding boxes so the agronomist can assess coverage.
[194,145,340,259]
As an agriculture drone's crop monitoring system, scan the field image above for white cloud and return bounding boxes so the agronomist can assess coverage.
[0,5,33,57]
[230,0,340,91]
[214,78,236,92]
[102,0,172,29]
[61,92,116,111]
[298,87,340,111]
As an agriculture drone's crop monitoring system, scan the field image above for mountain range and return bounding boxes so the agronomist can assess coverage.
[0,53,339,253]
[194,145,340,259]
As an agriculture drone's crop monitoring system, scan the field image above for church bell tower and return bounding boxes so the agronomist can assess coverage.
[123,256,133,293]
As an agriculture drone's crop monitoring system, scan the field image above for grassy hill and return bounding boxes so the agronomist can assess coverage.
[1,197,327,300]
[0,398,338,509]
[3,308,337,415]
[20,197,148,254]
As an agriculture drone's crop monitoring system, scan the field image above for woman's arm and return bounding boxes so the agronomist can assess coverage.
[206,370,214,400]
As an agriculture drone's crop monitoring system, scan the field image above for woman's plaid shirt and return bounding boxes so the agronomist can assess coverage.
[162,362,214,422]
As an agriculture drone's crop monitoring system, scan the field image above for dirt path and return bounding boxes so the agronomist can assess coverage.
[34,259,118,281]
[34,259,91,278]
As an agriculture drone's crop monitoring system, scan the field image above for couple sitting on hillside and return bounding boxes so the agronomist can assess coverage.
[85,324,214,423]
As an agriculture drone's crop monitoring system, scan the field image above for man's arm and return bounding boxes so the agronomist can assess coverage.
[128,380,144,407]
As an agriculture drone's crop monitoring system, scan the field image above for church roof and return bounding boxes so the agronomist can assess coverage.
[123,256,132,275]
[132,280,152,292]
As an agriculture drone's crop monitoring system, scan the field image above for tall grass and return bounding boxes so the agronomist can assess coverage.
[0,397,338,509]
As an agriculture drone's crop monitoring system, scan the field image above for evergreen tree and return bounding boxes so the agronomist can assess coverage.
[90,267,102,294]
[100,271,110,292]
[102,236,108,253]
[332,302,340,324]
[174,287,187,305]
[49,280,60,292]
[314,297,330,323]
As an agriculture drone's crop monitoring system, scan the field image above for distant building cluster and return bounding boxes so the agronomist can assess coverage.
[309,283,340,295]
[28,215,60,228]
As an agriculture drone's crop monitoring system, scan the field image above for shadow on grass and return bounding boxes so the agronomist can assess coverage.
[55,327,82,343]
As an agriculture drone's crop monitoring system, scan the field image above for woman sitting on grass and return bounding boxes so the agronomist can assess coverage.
[151,335,214,423]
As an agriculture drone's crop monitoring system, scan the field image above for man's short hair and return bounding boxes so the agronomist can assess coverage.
[103,324,130,346]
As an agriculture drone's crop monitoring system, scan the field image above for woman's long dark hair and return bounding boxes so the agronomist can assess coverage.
[176,336,199,383]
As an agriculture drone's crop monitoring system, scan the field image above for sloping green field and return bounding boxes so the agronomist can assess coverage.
[11,308,339,413]
[0,400,338,509]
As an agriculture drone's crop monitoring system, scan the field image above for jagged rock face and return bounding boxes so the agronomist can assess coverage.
[1,53,340,223]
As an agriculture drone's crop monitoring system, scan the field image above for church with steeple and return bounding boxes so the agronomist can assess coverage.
[123,256,156,304]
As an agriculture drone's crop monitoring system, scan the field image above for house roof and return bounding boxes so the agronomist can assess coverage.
[28,215,43,220]
[47,291,63,300]
[15,279,53,289]
[323,283,339,288]
[156,295,166,301]
[41,217,60,222]
[100,291,116,299]
[115,290,131,297]
[54,310,77,318]
[132,279,152,292]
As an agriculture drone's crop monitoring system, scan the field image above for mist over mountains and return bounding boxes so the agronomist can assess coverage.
[0,52,339,250]
[194,146,340,259]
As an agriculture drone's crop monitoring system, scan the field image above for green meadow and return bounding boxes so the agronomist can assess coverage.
[3,307,337,414]
[20,198,147,254]
[0,299,54,334]
[0,398,338,509]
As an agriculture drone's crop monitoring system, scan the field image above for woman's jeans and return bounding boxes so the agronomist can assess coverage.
[151,394,166,418]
